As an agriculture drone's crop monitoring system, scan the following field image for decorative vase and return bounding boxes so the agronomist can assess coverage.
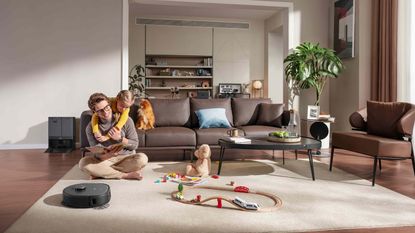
[287,109,298,137]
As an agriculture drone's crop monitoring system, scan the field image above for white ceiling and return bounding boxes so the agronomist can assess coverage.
[130,1,283,21]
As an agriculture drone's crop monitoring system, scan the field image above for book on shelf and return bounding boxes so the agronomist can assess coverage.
[223,137,251,144]
[203,58,213,66]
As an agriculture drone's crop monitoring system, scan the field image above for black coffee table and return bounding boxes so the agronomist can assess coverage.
[217,137,322,180]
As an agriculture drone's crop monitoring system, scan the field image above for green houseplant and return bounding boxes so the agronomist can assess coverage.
[128,64,146,98]
[284,42,344,107]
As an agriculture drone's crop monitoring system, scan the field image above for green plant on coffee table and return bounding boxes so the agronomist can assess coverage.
[270,131,289,138]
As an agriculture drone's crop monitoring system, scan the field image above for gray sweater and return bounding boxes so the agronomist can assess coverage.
[86,116,138,154]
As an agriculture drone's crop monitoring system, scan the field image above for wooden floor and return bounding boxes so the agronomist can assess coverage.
[0,148,414,233]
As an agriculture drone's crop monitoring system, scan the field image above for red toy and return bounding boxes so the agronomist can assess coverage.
[234,186,249,193]
[211,175,219,179]
[217,198,222,208]
[197,195,201,202]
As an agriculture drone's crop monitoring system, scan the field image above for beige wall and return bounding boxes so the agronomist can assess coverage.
[265,0,331,115]
[129,18,145,72]
[0,0,123,148]
[146,25,213,56]
[329,0,372,132]
[290,0,331,118]
[264,10,289,105]
[277,0,371,132]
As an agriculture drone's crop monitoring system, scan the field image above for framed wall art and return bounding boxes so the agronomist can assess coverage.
[334,0,355,58]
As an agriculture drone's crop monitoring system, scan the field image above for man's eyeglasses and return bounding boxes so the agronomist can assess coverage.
[95,105,111,114]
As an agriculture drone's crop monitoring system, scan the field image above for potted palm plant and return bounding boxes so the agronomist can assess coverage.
[284,42,344,108]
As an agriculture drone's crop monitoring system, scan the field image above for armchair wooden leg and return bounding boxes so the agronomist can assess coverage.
[378,159,382,171]
[329,147,335,171]
[295,150,298,160]
[372,157,378,186]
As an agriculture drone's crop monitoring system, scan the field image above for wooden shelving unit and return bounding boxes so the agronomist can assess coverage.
[144,55,213,98]
[146,76,213,79]
[145,65,213,68]
[146,87,213,90]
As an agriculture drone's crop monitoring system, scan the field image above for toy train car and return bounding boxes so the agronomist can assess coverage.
[233,196,259,210]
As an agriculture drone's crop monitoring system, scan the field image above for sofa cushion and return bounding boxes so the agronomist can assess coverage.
[195,128,244,145]
[195,108,231,128]
[231,98,271,126]
[191,98,233,128]
[136,129,145,148]
[145,127,196,147]
[332,131,412,158]
[256,103,284,127]
[367,101,411,139]
[238,125,281,138]
[149,98,190,127]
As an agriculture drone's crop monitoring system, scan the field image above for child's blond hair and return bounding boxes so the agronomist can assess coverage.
[116,90,134,105]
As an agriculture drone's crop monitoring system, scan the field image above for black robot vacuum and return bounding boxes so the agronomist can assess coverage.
[62,183,111,208]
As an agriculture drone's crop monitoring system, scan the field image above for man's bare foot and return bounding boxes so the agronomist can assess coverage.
[122,171,143,180]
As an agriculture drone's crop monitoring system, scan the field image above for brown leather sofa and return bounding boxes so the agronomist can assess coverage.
[330,101,415,186]
[80,98,293,157]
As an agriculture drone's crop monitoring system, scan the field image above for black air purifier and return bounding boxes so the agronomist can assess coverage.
[62,183,111,208]
[46,117,75,153]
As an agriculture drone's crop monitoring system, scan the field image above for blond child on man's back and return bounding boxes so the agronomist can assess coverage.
[91,90,135,142]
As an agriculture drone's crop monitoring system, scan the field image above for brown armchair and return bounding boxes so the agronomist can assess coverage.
[330,101,415,186]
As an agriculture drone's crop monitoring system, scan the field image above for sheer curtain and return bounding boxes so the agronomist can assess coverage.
[397,0,415,103]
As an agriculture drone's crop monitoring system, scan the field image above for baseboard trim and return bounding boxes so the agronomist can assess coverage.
[0,144,48,150]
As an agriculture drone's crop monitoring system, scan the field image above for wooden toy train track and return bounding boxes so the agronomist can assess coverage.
[171,185,282,212]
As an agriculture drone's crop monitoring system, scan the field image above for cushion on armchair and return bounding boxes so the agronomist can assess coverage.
[256,103,284,127]
[349,109,367,131]
[367,101,412,139]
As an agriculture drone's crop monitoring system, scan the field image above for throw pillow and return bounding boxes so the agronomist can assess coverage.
[367,101,411,139]
[231,98,272,126]
[195,108,231,129]
[191,98,233,127]
[256,103,284,127]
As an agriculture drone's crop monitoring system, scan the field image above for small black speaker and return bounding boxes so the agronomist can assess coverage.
[310,121,329,140]
[62,183,111,208]
[46,117,76,153]
[309,122,329,156]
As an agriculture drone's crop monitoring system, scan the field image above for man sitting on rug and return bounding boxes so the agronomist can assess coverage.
[79,92,148,180]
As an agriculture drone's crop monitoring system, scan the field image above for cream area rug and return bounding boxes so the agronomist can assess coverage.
[5,159,415,233]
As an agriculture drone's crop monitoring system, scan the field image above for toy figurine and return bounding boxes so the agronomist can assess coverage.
[175,183,184,200]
